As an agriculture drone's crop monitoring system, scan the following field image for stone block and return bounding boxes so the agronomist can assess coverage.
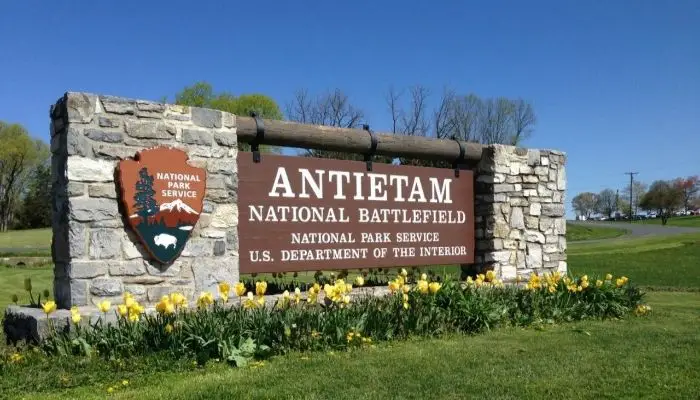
[525,216,539,229]
[94,144,136,160]
[89,229,121,259]
[191,107,222,128]
[519,165,534,174]
[557,167,566,190]
[88,184,117,199]
[67,222,87,258]
[529,203,541,216]
[214,131,237,147]
[211,204,238,228]
[65,92,96,123]
[101,95,136,115]
[183,129,214,146]
[67,127,92,156]
[537,184,552,197]
[71,198,118,221]
[525,230,546,244]
[527,150,540,166]
[90,278,123,296]
[122,238,142,259]
[542,204,565,217]
[68,261,108,279]
[90,220,122,228]
[208,159,237,175]
[98,117,121,128]
[493,184,514,193]
[68,182,86,197]
[539,217,554,233]
[146,260,182,277]
[554,219,567,235]
[125,121,175,139]
[192,256,239,294]
[181,239,214,257]
[214,240,226,256]
[124,285,147,302]
[541,157,549,166]
[510,207,525,229]
[226,229,239,252]
[108,261,146,276]
[523,175,539,183]
[534,166,548,176]
[85,128,123,143]
[67,157,114,182]
[526,243,543,269]
[147,286,193,302]
[505,176,522,184]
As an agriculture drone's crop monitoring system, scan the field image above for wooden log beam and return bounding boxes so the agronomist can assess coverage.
[236,116,484,163]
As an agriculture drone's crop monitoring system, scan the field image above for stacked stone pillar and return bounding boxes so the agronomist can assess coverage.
[50,92,239,309]
[467,144,567,280]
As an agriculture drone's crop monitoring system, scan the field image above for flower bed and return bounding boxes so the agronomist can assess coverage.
[6,270,649,368]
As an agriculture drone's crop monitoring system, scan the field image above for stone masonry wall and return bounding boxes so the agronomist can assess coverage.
[470,144,567,281]
[50,92,239,309]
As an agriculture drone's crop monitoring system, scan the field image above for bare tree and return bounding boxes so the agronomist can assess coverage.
[385,85,430,136]
[509,98,537,145]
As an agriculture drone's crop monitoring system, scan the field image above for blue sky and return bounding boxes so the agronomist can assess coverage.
[1,0,698,217]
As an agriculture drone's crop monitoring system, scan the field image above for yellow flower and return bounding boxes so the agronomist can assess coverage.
[169,292,187,309]
[402,284,411,294]
[605,273,613,281]
[128,309,140,322]
[596,280,603,288]
[581,280,589,289]
[400,268,408,277]
[580,275,588,282]
[417,280,429,294]
[255,281,268,296]
[428,282,441,294]
[197,292,214,308]
[218,282,231,301]
[421,273,427,281]
[402,293,409,303]
[117,304,128,317]
[122,380,129,386]
[97,300,111,314]
[41,300,57,315]
[234,282,246,297]
[156,298,170,314]
[282,290,290,300]
[107,387,114,394]
[635,304,652,316]
[388,280,400,293]
[616,277,629,288]
[577,285,583,292]
[345,283,353,293]
[256,295,265,307]
[548,285,556,294]
[165,323,174,333]
[402,302,409,310]
[485,270,496,282]
[70,306,81,324]
[294,287,301,304]
[10,353,23,363]
[24,278,32,292]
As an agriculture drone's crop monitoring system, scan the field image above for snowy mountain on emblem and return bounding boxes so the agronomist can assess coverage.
[159,199,199,215]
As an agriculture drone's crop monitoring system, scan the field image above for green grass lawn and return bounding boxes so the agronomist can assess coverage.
[4,291,697,400]
[633,215,700,227]
[566,223,627,242]
[568,233,700,290]
[0,228,52,256]
[0,265,53,313]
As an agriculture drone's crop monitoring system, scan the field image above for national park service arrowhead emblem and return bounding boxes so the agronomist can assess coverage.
[117,146,206,264]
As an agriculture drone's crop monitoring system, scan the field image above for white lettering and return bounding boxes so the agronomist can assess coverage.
[429,178,452,204]
[268,167,295,198]
[407,177,427,203]
[367,173,388,201]
[328,171,351,200]
[298,169,325,199]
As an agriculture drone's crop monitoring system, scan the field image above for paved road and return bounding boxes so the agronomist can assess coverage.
[569,220,700,240]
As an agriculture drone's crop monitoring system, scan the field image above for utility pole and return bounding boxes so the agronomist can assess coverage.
[625,172,638,223]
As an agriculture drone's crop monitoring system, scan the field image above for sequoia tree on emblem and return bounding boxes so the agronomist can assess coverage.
[117,147,207,264]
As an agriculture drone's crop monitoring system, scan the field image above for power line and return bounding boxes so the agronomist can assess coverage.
[625,172,639,222]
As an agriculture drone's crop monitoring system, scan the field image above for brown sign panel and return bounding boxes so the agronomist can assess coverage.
[238,152,474,273]
[117,146,207,264]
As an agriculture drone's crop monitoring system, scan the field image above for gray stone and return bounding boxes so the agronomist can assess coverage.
[537,184,552,197]
[136,101,165,118]
[90,278,123,296]
[493,184,514,193]
[494,194,507,203]
[543,244,559,254]
[108,261,146,276]
[554,219,567,235]
[88,184,117,198]
[65,92,96,123]
[98,117,121,128]
[548,169,557,182]
[510,197,528,206]
[485,250,511,263]
[69,261,108,279]
[222,112,236,128]
[557,167,566,190]
[69,279,90,306]
[101,95,136,115]
[530,203,541,216]
[207,159,237,175]
[519,165,534,174]
[94,144,136,160]
[206,175,226,189]
[527,150,540,166]
[202,200,215,213]
[71,198,118,221]
[85,128,123,143]
[545,235,559,244]
[67,128,92,156]
[67,156,114,182]
[123,137,163,148]
[525,230,546,244]
[192,256,239,293]
[542,204,565,217]
[90,219,122,228]
[122,276,166,285]
[526,243,543,268]
[147,286,193,302]
[124,285,147,302]
[122,239,142,259]
[539,217,554,233]
[214,132,237,147]
[68,222,87,258]
[510,207,525,229]
[525,216,539,229]
[534,166,548,176]
[211,204,237,228]
[541,157,549,166]
[523,189,538,197]
[181,239,214,257]
[226,229,238,252]
[214,240,226,256]
[125,121,176,139]
[505,176,522,184]
[523,175,539,183]
[183,129,213,146]
[191,107,222,128]
[146,261,181,277]
[553,192,563,203]
[89,229,121,259]
[68,182,86,197]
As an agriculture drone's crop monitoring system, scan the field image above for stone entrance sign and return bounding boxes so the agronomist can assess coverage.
[238,153,475,273]
[117,147,207,264]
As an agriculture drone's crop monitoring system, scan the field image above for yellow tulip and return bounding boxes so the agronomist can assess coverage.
[548,285,556,294]
[417,280,429,294]
[485,270,496,282]
[581,280,589,289]
[400,268,408,277]
[255,281,268,296]
[343,295,350,304]
[596,280,603,288]
[165,323,174,333]
[234,282,246,297]
[421,273,427,281]
[117,304,128,317]
[402,284,410,294]
[97,300,111,314]
[197,292,214,308]
[605,273,613,281]
[41,300,57,315]
[218,282,230,299]
[429,282,441,294]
